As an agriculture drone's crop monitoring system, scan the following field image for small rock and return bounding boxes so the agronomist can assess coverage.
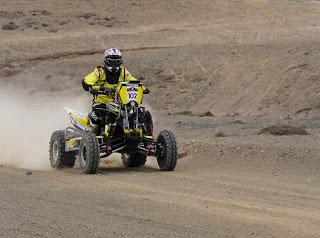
[0,164,4,168]
[159,73,175,81]
[48,29,58,33]
[78,13,96,19]
[177,110,192,115]
[178,89,190,94]
[178,152,188,159]
[41,23,49,27]
[285,114,292,120]
[228,119,246,125]
[155,69,164,75]
[2,22,19,30]
[59,21,68,26]
[215,131,226,137]
[198,111,215,117]
[295,107,312,115]
[97,173,102,176]
[30,10,50,16]
[26,170,32,175]
[257,124,308,136]
[193,75,207,82]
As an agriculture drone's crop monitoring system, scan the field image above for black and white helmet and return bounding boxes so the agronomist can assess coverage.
[103,48,123,73]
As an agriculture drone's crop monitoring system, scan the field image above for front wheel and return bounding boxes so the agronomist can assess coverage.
[49,130,76,169]
[79,132,100,174]
[156,130,177,171]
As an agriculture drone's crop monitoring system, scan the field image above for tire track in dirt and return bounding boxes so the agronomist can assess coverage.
[2,165,319,237]
[0,45,183,77]
[170,173,320,200]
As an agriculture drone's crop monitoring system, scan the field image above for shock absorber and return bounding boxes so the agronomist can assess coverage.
[109,125,116,139]
[106,124,116,152]
[109,124,116,138]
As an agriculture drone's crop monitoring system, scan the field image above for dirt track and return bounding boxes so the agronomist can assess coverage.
[1,0,320,237]
[1,114,320,238]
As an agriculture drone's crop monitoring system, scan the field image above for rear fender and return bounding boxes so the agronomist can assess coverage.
[64,107,89,132]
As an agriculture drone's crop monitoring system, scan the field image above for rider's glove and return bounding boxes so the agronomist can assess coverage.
[89,86,99,95]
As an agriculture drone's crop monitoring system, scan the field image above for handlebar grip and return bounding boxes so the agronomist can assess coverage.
[143,88,150,94]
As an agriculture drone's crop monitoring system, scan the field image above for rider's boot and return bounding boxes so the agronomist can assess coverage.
[88,111,99,134]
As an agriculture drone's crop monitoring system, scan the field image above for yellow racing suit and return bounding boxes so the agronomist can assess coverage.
[82,66,140,103]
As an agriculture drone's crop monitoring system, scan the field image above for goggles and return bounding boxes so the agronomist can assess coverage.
[105,57,123,68]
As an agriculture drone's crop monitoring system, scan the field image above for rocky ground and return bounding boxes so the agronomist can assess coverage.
[0,0,320,237]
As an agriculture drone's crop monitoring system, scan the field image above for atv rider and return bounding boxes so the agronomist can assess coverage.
[82,48,149,134]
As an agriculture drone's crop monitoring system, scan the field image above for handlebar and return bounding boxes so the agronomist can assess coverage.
[89,86,150,95]
[89,87,116,96]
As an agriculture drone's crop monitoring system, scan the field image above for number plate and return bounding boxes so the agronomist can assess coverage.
[127,87,138,101]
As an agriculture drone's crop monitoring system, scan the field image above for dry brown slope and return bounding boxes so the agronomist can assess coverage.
[1,0,320,116]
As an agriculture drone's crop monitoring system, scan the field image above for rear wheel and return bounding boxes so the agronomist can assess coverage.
[79,132,100,174]
[49,130,76,169]
[121,152,147,167]
[156,130,177,171]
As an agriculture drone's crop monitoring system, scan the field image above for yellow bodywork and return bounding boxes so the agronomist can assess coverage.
[71,112,89,126]
[116,82,144,105]
[68,110,114,137]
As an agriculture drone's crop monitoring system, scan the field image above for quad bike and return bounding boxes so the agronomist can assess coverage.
[49,80,177,174]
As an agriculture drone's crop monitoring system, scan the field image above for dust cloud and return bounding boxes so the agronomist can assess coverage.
[0,90,90,170]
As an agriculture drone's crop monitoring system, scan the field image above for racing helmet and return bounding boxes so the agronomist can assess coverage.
[103,48,123,73]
